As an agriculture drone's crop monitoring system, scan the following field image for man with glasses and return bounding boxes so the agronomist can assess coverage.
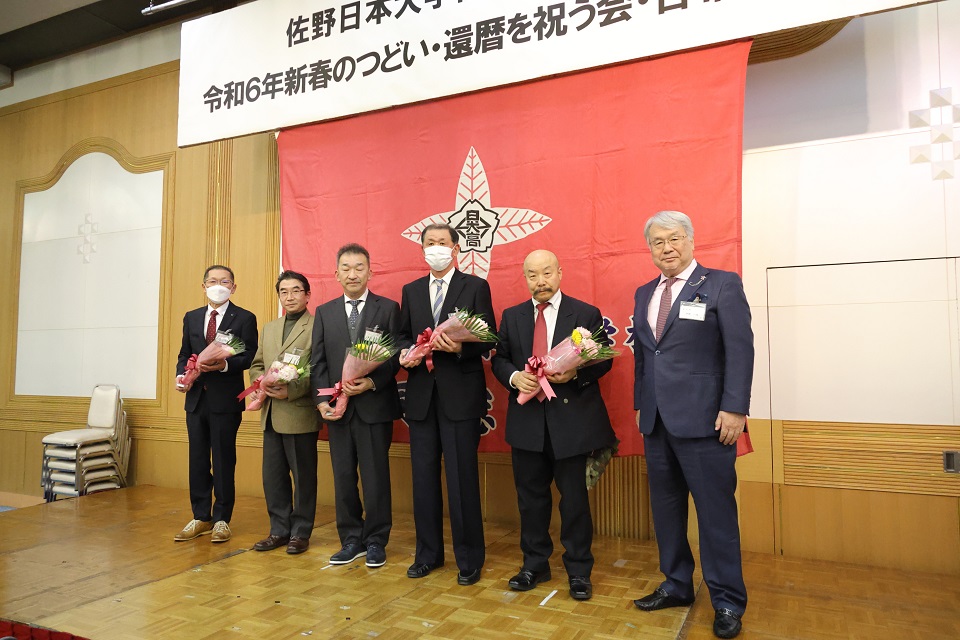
[631,211,754,639]
[175,265,258,543]
[249,271,318,555]
[311,244,402,568]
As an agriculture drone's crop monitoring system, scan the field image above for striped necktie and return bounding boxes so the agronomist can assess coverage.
[432,279,444,326]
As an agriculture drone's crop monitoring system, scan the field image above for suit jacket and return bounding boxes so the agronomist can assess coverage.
[311,292,403,425]
[176,302,258,414]
[492,294,616,459]
[398,269,496,422]
[248,312,319,434]
[632,263,754,438]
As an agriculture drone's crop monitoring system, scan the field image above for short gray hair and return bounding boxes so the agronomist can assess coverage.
[643,211,695,244]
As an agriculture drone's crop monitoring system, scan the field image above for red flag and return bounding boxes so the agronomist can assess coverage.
[279,42,751,455]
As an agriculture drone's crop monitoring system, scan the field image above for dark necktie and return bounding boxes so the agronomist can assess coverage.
[533,302,550,357]
[348,300,361,342]
[655,277,677,342]
[205,309,218,345]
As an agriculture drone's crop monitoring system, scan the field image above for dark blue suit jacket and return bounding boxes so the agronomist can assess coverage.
[633,263,753,437]
[176,302,258,414]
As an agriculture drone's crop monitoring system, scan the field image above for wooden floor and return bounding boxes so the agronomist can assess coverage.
[1,487,958,640]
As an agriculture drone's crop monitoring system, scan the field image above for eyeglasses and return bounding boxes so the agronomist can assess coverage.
[649,235,687,251]
[279,288,305,298]
[204,278,234,287]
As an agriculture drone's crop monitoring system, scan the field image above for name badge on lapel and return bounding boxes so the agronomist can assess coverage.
[679,300,706,322]
[283,348,303,365]
[364,325,383,342]
[215,330,233,344]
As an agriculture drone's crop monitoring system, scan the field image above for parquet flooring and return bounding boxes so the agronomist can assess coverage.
[1,486,959,639]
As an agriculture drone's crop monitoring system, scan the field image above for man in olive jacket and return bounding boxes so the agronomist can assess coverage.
[248,270,319,555]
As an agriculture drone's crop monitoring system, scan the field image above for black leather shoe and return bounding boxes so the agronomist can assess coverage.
[713,609,742,639]
[330,542,366,564]
[286,536,309,555]
[253,534,289,552]
[568,575,592,600]
[407,561,443,578]
[457,567,482,586]
[633,587,695,611]
[508,568,551,591]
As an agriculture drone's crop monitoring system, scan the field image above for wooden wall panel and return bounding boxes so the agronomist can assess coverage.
[780,484,960,574]
[783,421,960,496]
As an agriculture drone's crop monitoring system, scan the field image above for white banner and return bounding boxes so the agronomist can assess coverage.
[178,0,934,147]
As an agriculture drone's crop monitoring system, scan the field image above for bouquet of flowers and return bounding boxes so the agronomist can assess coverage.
[318,334,398,420]
[399,308,497,372]
[238,360,310,411]
[518,326,620,405]
[178,335,246,392]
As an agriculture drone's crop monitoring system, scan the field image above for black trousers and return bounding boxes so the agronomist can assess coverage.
[186,394,241,523]
[407,393,485,573]
[327,412,393,547]
[512,427,593,577]
[262,414,318,540]
[645,412,747,614]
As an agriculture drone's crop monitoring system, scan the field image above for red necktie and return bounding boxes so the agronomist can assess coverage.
[655,277,676,342]
[533,302,550,357]
[206,309,218,345]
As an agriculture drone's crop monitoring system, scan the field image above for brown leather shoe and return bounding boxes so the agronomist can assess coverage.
[174,519,213,541]
[253,534,289,552]
[210,520,232,543]
[286,536,309,555]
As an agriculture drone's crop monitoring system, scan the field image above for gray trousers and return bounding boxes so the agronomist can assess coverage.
[262,417,318,539]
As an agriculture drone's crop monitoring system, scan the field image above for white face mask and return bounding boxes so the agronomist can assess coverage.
[206,285,232,305]
[424,245,454,272]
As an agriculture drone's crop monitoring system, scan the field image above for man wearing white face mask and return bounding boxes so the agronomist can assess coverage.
[175,265,258,543]
[398,223,497,587]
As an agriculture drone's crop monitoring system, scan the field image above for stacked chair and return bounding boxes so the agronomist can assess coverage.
[41,384,131,502]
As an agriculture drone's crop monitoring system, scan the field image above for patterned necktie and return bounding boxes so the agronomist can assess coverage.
[655,277,677,342]
[432,279,444,326]
[205,309,218,345]
[347,300,361,342]
[533,302,550,357]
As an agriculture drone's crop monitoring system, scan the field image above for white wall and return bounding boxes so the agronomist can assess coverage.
[743,0,960,424]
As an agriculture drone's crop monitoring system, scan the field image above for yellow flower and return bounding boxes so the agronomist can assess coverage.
[356,343,367,352]
[571,329,583,346]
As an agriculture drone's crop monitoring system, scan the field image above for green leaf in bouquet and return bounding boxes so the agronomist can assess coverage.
[349,332,399,361]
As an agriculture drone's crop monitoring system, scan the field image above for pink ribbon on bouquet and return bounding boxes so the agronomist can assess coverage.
[411,328,436,372]
[316,381,344,404]
[517,355,556,405]
[236,374,263,401]
[179,354,201,390]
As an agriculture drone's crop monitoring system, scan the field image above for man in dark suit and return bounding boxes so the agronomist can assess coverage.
[491,250,616,601]
[175,265,258,543]
[312,244,402,569]
[398,223,496,586]
[249,270,318,555]
[631,211,753,639]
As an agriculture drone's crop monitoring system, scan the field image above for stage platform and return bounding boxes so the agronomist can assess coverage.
[1,486,958,639]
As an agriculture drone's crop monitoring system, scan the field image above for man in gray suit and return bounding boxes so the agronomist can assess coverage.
[631,211,754,639]
[312,243,402,568]
[249,270,318,555]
